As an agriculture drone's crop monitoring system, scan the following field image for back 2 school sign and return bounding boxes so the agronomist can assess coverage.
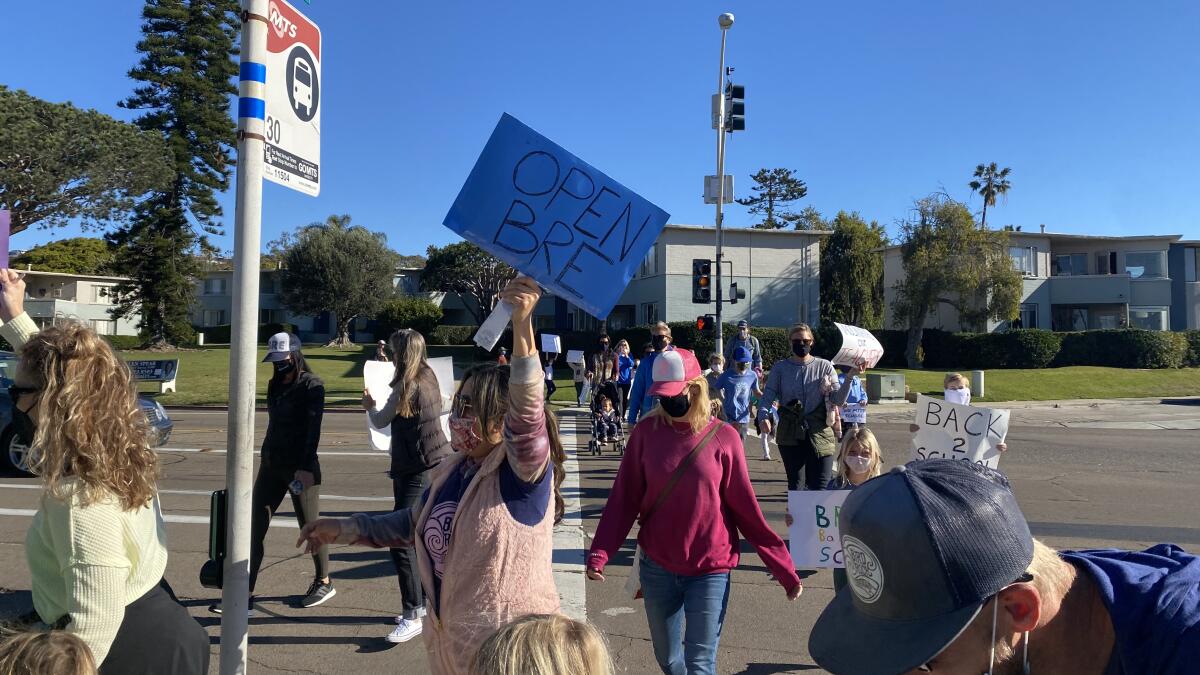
[909,394,1010,469]
[444,114,670,319]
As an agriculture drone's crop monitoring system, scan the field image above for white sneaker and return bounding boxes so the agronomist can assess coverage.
[386,618,423,643]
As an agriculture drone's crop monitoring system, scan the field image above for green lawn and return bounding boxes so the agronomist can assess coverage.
[871,366,1200,402]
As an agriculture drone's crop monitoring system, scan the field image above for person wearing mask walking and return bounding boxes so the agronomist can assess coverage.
[716,347,761,443]
[627,322,674,424]
[757,324,862,491]
[615,339,635,406]
[215,332,332,613]
[588,335,617,386]
[364,329,453,644]
[0,270,208,674]
[587,348,802,675]
[723,320,763,374]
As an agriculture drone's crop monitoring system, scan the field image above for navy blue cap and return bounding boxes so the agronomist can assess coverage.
[737,319,749,328]
[809,460,1034,675]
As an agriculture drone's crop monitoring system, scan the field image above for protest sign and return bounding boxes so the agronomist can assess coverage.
[0,210,9,267]
[541,333,562,354]
[832,322,884,369]
[429,357,455,440]
[444,113,671,319]
[363,360,393,452]
[566,349,586,365]
[909,394,1009,469]
[841,400,867,425]
[788,490,852,569]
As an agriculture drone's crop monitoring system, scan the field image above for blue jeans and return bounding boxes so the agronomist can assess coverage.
[639,553,731,675]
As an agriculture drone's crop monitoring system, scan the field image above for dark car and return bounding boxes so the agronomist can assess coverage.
[0,351,173,475]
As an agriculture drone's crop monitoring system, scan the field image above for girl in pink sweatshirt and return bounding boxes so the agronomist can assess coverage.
[586,347,801,675]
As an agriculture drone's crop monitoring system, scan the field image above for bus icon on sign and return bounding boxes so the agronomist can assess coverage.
[292,60,312,115]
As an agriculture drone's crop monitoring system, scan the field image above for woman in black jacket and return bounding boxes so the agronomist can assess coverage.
[213,332,332,615]
[364,328,451,644]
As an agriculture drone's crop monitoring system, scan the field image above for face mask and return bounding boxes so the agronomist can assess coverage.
[792,341,812,358]
[658,393,690,418]
[273,360,295,375]
[652,335,669,351]
[710,363,723,374]
[983,597,1031,675]
[601,342,610,350]
[12,406,36,447]
[945,388,970,405]
[448,414,484,454]
[845,455,871,474]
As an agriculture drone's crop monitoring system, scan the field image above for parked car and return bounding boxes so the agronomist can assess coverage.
[0,351,173,475]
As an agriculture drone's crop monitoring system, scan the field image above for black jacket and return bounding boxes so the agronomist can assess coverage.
[369,365,452,477]
[261,370,325,483]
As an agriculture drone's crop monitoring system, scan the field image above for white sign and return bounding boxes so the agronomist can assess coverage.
[566,350,586,365]
[703,175,734,204]
[832,322,884,369]
[787,490,852,569]
[363,360,394,452]
[429,357,455,440]
[841,398,867,425]
[910,394,1009,469]
[541,334,562,354]
[263,0,321,196]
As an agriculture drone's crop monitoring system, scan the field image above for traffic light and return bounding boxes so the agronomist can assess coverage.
[729,282,747,304]
[692,258,712,303]
[696,314,715,332]
[725,83,745,132]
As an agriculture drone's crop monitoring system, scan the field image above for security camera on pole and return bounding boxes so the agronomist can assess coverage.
[709,12,745,356]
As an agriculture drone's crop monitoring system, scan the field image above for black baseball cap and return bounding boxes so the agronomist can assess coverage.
[809,460,1034,675]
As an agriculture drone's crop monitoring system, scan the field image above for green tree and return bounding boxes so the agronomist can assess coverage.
[891,195,1021,367]
[421,242,517,325]
[12,238,116,275]
[794,205,828,231]
[820,211,889,328]
[0,86,172,235]
[374,297,443,340]
[968,162,1012,229]
[107,0,240,347]
[737,168,808,229]
[278,215,400,347]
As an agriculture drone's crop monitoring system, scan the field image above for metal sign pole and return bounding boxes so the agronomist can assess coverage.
[714,14,733,356]
[221,1,267,672]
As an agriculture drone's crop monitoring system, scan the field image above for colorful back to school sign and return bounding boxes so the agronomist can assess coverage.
[909,394,1009,469]
[444,114,670,319]
[788,490,852,569]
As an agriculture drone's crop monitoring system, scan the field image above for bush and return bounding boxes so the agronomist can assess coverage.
[103,335,144,350]
[870,330,910,368]
[1183,331,1200,367]
[430,325,477,346]
[374,298,443,340]
[1054,330,1186,369]
[1004,330,1062,369]
[197,323,297,345]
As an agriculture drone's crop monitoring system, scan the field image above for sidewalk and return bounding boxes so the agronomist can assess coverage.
[868,396,1200,430]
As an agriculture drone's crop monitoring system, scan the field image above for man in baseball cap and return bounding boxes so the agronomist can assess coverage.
[809,459,1200,675]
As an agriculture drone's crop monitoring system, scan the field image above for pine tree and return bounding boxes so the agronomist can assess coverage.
[736,168,809,229]
[108,0,240,346]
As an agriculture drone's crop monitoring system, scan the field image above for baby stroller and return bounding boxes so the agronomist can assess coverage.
[587,380,625,456]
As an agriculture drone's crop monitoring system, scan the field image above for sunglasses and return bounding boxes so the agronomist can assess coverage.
[8,385,39,401]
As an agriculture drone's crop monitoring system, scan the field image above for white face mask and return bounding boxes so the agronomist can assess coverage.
[945,388,971,405]
[845,455,871,474]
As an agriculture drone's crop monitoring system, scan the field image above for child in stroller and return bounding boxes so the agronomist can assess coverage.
[588,380,625,455]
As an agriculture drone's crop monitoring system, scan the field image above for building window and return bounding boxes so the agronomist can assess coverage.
[204,278,228,295]
[641,302,659,325]
[639,244,657,278]
[90,319,115,335]
[260,309,283,324]
[1129,306,1168,331]
[1096,251,1117,275]
[203,310,226,326]
[1124,251,1165,279]
[1186,249,1198,283]
[1017,304,1038,329]
[1052,253,1088,276]
[1009,247,1037,276]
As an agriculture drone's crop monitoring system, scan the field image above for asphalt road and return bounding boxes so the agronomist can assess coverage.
[0,407,1196,674]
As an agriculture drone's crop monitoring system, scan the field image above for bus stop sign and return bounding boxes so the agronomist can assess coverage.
[263,0,321,196]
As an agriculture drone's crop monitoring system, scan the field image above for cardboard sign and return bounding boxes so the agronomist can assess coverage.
[363,360,394,452]
[832,323,884,369]
[841,401,867,425]
[909,394,1009,469]
[541,333,562,354]
[429,357,455,440]
[566,349,586,365]
[788,490,852,569]
[443,114,670,319]
[0,210,9,268]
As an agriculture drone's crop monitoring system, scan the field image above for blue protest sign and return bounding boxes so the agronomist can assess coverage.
[444,114,670,319]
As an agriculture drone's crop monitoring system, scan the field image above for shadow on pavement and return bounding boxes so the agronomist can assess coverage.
[1159,398,1200,407]
[732,664,822,674]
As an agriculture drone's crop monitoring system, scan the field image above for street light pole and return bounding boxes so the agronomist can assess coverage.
[714,12,733,357]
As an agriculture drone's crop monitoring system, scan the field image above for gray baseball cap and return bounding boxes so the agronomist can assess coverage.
[262,332,300,362]
[809,460,1035,675]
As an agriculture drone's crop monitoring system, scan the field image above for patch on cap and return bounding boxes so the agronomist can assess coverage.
[843,535,884,603]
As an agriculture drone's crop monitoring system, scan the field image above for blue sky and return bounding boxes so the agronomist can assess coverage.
[3,0,1198,255]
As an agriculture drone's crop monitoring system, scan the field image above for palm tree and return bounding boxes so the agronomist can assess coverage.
[969,163,1012,229]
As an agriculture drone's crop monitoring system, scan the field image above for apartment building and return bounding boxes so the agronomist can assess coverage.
[21,270,139,336]
[883,229,1184,332]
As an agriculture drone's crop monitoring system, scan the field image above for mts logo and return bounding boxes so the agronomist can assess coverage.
[268,1,298,39]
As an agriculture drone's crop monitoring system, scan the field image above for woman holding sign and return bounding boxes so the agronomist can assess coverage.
[363,329,452,644]
[757,324,861,492]
[298,277,566,675]
[586,348,801,675]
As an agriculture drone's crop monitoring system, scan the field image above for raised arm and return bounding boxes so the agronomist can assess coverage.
[0,269,39,348]
[500,277,549,483]
[829,360,864,407]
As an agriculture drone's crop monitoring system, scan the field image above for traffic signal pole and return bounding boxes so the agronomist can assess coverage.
[714,13,733,357]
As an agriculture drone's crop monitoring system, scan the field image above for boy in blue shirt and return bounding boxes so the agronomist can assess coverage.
[716,346,762,443]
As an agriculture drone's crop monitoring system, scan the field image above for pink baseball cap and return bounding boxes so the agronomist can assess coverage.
[648,348,702,397]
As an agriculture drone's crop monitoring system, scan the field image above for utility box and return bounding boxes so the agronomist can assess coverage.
[867,373,905,403]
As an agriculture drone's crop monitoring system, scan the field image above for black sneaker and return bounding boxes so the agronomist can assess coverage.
[300,579,336,608]
[209,599,256,618]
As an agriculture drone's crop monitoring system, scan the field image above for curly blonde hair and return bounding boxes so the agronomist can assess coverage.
[18,322,158,511]
[0,627,96,675]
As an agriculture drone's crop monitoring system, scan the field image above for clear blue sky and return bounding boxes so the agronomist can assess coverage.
[3,0,1198,255]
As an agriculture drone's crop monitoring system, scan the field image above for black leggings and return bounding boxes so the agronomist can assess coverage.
[250,468,328,592]
[778,442,835,491]
[390,470,429,618]
[99,580,209,675]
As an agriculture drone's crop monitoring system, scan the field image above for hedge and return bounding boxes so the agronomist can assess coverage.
[198,322,298,345]
[912,328,1191,370]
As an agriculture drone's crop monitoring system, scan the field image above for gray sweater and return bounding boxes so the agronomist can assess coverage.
[757,357,854,422]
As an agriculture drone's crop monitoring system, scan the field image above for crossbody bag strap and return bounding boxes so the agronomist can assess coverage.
[639,421,723,525]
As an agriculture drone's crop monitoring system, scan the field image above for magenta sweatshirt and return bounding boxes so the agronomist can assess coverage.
[587,417,801,592]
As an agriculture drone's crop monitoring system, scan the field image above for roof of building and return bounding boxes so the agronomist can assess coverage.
[877,229,1182,252]
[21,269,130,282]
[664,223,832,236]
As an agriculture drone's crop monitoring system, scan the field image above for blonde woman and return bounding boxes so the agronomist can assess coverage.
[0,269,208,674]
[587,348,801,675]
[469,614,613,675]
[363,328,452,643]
[0,628,97,675]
